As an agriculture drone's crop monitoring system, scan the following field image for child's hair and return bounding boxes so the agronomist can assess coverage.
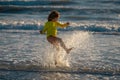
[48,10,60,21]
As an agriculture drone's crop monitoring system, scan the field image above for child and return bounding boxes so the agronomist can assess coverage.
[40,10,72,54]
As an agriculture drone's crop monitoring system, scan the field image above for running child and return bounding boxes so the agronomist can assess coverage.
[40,10,72,54]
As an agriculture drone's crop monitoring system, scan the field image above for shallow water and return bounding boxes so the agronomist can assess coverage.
[0,30,120,80]
[0,0,120,80]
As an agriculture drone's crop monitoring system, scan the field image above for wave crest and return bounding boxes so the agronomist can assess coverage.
[0,22,120,32]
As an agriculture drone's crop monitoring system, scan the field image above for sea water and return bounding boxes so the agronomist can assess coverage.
[0,0,120,80]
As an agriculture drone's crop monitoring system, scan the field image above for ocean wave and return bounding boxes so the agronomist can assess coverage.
[89,0,120,5]
[0,5,78,14]
[1,5,120,14]
[0,22,120,33]
[0,0,77,6]
[0,62,120,76]
[1,0,120,7]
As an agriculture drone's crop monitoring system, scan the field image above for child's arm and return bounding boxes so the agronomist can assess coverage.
[57,22,70,28]
[39,23,48,34]
[39,30,44,34]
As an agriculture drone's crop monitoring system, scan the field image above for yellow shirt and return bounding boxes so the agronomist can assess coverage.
[42,21,68,37]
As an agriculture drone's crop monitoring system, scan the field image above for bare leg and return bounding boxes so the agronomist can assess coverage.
[47,36,72,54]
[53,43,61,65]
[52,41,60,51]
[58,38,67,50]
[57,38,72,54]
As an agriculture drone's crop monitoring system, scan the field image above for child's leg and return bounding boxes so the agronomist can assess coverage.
[53,43,60,51]
[47,36,60,51]
[56,38,67,51]
[57,37,72,54]
[47,36,60,65]
[47,36,72,54]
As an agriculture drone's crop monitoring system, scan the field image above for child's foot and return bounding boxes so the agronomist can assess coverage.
[66,47,73,54]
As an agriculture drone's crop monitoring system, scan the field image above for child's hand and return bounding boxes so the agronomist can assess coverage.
[39,30,43,34]
[66,22,70,27]
[66,22,70,25]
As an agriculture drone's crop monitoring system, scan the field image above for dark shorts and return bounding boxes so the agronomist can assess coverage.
[47,36,61,44]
